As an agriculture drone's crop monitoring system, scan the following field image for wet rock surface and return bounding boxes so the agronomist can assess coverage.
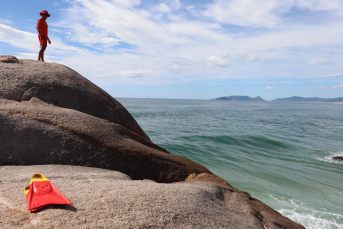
[333,156,343,161]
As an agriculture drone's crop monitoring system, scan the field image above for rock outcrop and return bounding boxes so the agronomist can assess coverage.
[0,55,147,140]
[0,56,304,228]
[333,156,343,161]
[0,56,211,182]
[0,165,305,229]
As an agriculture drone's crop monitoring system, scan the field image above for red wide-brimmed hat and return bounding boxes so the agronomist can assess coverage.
[40,10,50,17]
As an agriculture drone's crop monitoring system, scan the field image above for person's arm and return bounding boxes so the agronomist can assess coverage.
[47,36,51,44]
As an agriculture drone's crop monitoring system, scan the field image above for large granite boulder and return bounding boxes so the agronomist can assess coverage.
[0,56,305,228]
[0,165,305,229]
[0,56,211,182]
[0,55,148,140]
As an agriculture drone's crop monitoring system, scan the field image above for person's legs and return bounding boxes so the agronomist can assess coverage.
[38,45,42,61]
[38,45,47,62]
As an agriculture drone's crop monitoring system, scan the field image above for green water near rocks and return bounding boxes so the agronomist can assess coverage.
[118,98,343,229]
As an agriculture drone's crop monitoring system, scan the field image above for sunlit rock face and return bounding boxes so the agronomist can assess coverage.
[0,56,211,183]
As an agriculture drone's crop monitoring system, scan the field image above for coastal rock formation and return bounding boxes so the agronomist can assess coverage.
[0,56,210,182]
[0,165,305,229]
[0,56,147,140]
[333,156,343,161]
[0,56,304,228]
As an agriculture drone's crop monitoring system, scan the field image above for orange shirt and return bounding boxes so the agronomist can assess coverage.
[37,18,48,37]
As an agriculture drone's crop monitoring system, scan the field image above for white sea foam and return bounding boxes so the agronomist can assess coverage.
[317,151,343,164]
[313,123,325,126]
[266,194,343,229]
[280,208,343,229]
[313,123,343,129]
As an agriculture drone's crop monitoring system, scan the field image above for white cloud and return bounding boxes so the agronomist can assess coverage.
[64,24,120,46]
[151,0,182,20]
[334,64,343,69]
[108,0,141,8]
[298,72,343,78]
[153,3,171,13]
[171,64,180,70]
[56,0,181,48]
[202,0,293,27]
[114,69,156,78]
[203,56,230,68]
[167,13,185,21]
[244,53,259,62]
[319,86,329,90]
[228,53,259,62]
[202,0,343,28]
[307,58,332,66]
[0,19,12,25]
[0,23,90,57]
[333,84,343,89]
[266,86,273,90]
[296,0,343,12]
[53,0,343,60]
[0,23,37,51]
[163,0,181,10]
[2,0,343,87]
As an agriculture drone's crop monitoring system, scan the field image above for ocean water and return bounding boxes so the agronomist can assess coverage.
[117,98,343,229]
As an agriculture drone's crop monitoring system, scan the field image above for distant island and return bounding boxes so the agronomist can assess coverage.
[272,96,343,102]
[212,95,343,103]
[213,96,265,101]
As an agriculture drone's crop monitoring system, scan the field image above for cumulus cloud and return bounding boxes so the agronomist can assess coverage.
[333,84,343,89]
[307,58,332,65]
[203,56,230,68]
[266,86,273,90]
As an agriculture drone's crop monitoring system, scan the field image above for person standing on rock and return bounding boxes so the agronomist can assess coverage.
[37,10,51,62]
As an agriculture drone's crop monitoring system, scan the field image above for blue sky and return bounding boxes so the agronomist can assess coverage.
[1,0,343,100]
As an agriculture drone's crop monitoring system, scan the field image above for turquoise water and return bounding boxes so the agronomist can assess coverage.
[117,98,343,229]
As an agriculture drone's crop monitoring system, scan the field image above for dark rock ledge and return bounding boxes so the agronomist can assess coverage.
[333,156,343,161]
[0,56,304,228]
